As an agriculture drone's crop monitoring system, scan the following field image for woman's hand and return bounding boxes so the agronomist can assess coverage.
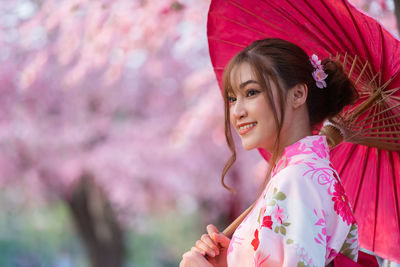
[180,224,231,267]
[195,224,231,267]
[180,248,213,267]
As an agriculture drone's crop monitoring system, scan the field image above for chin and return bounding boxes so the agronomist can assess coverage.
[241,138,274,152]
[241,140,258,151]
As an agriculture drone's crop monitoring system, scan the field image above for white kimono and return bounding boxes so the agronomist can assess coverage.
[227,136,359,267]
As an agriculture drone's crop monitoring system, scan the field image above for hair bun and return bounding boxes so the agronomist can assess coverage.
[322,59,358,118]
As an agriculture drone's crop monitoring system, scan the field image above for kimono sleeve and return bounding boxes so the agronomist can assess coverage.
[254,165,328,267]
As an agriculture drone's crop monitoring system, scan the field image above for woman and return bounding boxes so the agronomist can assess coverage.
[180,38,359,266]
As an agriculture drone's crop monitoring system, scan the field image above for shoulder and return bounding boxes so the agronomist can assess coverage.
[273,160,332,191]
[272,159,357,226]
[268,160,336,210]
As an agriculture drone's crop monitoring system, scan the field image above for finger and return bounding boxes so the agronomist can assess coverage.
[200,234,219,253]
[195,239,217,257]
[212,232,231,248]
[180,251,191,266]
[206,224,219,238]
[181,250,213,267]
[191,246,205,256]
[182,250,202,261]
[182,251,192,259]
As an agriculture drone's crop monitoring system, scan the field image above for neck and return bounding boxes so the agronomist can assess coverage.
[277,111,312,158]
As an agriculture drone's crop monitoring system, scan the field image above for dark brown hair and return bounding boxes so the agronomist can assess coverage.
[221,38,358,196]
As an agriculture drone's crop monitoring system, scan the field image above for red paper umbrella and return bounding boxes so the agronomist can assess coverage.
[207,0,400,262]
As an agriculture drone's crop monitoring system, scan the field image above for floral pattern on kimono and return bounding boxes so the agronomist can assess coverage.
[227,135,359,267]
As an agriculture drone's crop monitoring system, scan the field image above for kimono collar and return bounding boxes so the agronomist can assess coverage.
[272,135,330,176]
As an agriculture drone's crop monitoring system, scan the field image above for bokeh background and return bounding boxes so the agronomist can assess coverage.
[0,0,398,266]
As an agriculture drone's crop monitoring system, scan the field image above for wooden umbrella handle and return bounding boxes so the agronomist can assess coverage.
[222,202,256,238]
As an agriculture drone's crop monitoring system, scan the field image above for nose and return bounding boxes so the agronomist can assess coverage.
[231,99,247,121]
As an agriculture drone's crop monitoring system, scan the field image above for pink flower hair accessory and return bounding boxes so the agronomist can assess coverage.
[310,54,328,89]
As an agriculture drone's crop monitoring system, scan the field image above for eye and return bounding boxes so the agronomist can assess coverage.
[228,96,237,103]
[246,89,260,97]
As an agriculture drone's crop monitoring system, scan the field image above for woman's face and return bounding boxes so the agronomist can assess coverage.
[228,63,280,152]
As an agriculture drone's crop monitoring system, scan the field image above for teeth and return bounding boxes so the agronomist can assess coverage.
[239,122,257,131]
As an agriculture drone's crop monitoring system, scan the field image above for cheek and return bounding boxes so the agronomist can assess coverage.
[254,100,273,122]
[257,108,278,133]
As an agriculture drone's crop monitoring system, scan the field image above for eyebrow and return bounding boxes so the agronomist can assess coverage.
[239,80,258,90]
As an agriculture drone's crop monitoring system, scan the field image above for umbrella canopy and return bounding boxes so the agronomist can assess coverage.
[207,0,400,262]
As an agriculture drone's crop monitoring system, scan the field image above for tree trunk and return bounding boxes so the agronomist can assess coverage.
[66,173,125,267]
[395,0,400,36]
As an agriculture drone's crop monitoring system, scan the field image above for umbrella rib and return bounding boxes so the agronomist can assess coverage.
[363,87,394,112]
[377,103,394,145]
[370,100,386,135]
[389,110,400,133]
[386,105,400,137]
[374,102,384,136]
[345,102,378,142]
[342,94,369,120]
[353,103,400,128]
[386,87,400,94]
[382,99,400,139]
[358,121,400,133]
[360,136,400,141]
[390,68,400,85]
[348,54,376,83]
[341,56,368,121]
[353,59,370,87]
[346,110,371,135]
[352,102,400,132]
[343,52,348,70]
[367,60,380,91]
[355,71,380,99]
[348,55,359,78]
[348,97,378,131]
[362,131,400,136]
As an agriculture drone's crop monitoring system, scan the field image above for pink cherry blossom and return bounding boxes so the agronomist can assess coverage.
[309,54,322,69]
[272,205,285,224]
[312,69,328,88]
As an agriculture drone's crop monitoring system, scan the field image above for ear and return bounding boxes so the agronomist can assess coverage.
[289,83,308,109]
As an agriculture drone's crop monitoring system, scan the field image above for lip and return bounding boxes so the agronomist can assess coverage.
[237,122,257,135]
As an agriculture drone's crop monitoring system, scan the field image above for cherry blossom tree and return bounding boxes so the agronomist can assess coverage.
[350,0,399,36]
[0,0,263,265]
[0,0,397,265]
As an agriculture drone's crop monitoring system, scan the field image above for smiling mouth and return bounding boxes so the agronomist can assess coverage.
[238,122,257,135]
